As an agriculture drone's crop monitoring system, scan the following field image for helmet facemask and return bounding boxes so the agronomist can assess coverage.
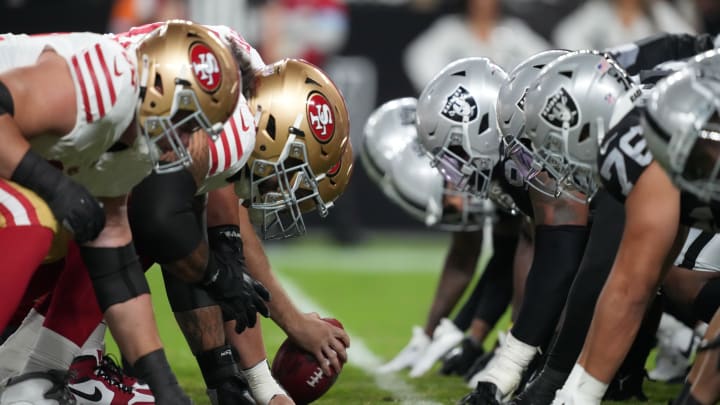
[430,124,494,199]
[140,76,224,173]
[247,129,326,240]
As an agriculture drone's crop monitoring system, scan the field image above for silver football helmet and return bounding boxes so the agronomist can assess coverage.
[361,98,491,230]
[496,49,569,198]
[524,50,640,201]
[643,49,720,202]
[360,97,418,187]
[416,57,507,199]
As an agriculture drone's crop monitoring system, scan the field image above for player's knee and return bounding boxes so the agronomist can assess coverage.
[129,170,203,263]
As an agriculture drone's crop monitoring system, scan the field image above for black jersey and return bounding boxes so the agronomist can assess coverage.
[490,157,533,219]
[598,106,720,232]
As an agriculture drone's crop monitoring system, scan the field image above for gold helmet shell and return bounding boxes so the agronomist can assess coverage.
[242,58,350,239]
[135,20,240,173]
[299,141,354,214]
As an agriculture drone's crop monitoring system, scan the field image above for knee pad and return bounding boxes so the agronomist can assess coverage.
[162,269,218,313]
[79,244,150,312]
[128,170,204,263]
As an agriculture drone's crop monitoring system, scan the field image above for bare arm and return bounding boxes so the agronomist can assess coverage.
[578,161,681,382]
[238,204,350,375]
[0,50,76,178]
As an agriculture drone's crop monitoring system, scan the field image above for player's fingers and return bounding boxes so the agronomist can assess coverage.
[315,349,332,376]
[335,328,351,348]
[322,345,342,375]
[330,338,348,363]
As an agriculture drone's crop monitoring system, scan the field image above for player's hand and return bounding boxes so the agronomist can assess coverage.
[290,313,350,375]
[202,225,271,333]
[51,176,106,243]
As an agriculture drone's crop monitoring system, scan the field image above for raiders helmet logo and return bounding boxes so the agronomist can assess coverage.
[190,42,221,92]
[441,86,478,123]
[541,87,579,128]
[307,92,335,143]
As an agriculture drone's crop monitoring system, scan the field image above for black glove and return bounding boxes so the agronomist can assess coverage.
[202,225,270,333]
[11,149,105,243]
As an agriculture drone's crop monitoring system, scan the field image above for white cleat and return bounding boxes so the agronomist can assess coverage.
[648,315,697,383]
[409,318,464,378]
[0,370,76,405]
[377,326,430,374]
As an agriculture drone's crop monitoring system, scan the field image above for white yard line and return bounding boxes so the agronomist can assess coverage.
[277,274,443,405]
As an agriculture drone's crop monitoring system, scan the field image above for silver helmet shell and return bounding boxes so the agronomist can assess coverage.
[362,98,491,230]
[524,50,640,201]
[496,49,570,198]
[360,97,418,188]
[644,49,720,202]
[389,140,492,231]
[416,57,508,198]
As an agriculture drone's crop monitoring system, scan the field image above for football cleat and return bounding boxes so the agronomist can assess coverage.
[648,316,696,383]
[509,368,569,405]
[0,369,76,405]
[207,375,256,405]
[441,337,485,376]
[409,318,464,378]
[458,381,503,405]
[68,352,154,405]
[377,326,430,373]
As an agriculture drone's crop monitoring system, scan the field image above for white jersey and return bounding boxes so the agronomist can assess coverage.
[111,22,263,195]
[675,228,720,273]
[0,32,147,197]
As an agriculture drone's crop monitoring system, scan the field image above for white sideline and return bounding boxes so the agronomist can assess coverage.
[277,274,443,405]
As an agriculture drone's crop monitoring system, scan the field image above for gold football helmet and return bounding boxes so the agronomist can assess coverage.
[136,20,240,173]
[243,58,349,239]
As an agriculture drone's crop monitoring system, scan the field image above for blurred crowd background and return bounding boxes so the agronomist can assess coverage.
[3,0,719,242]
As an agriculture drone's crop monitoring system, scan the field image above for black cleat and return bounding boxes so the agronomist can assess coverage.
[509,367,568,405]
[208,374,257,405]
[464,350,495,382]
[603,369,648,402]
[442,337,485,376]
[458,381,503,405]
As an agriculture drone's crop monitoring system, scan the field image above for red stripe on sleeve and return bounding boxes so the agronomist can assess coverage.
[0,181,40,225]
[228,117,243,170]
[208,137,219,175]
[94,44,116,106]
[220,119,233,171]
[71,55,93,123]
[84,51,105,119]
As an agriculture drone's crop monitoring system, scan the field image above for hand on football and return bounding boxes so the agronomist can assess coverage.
[290,313,350,376]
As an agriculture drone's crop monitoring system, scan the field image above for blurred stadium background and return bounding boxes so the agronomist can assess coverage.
[5,0,718,403]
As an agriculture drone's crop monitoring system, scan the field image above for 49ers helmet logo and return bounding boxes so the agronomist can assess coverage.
[307,92,335,143]
[189,42,221,92]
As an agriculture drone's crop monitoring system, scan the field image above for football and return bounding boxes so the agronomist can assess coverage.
[271,318,346,404]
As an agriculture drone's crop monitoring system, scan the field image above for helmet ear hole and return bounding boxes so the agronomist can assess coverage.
[578,122,591,143]
[478,113,489,134]
[154,73,164,95]
[266,114,277,140]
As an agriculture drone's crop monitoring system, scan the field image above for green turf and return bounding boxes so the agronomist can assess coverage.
[106,233,684,404]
